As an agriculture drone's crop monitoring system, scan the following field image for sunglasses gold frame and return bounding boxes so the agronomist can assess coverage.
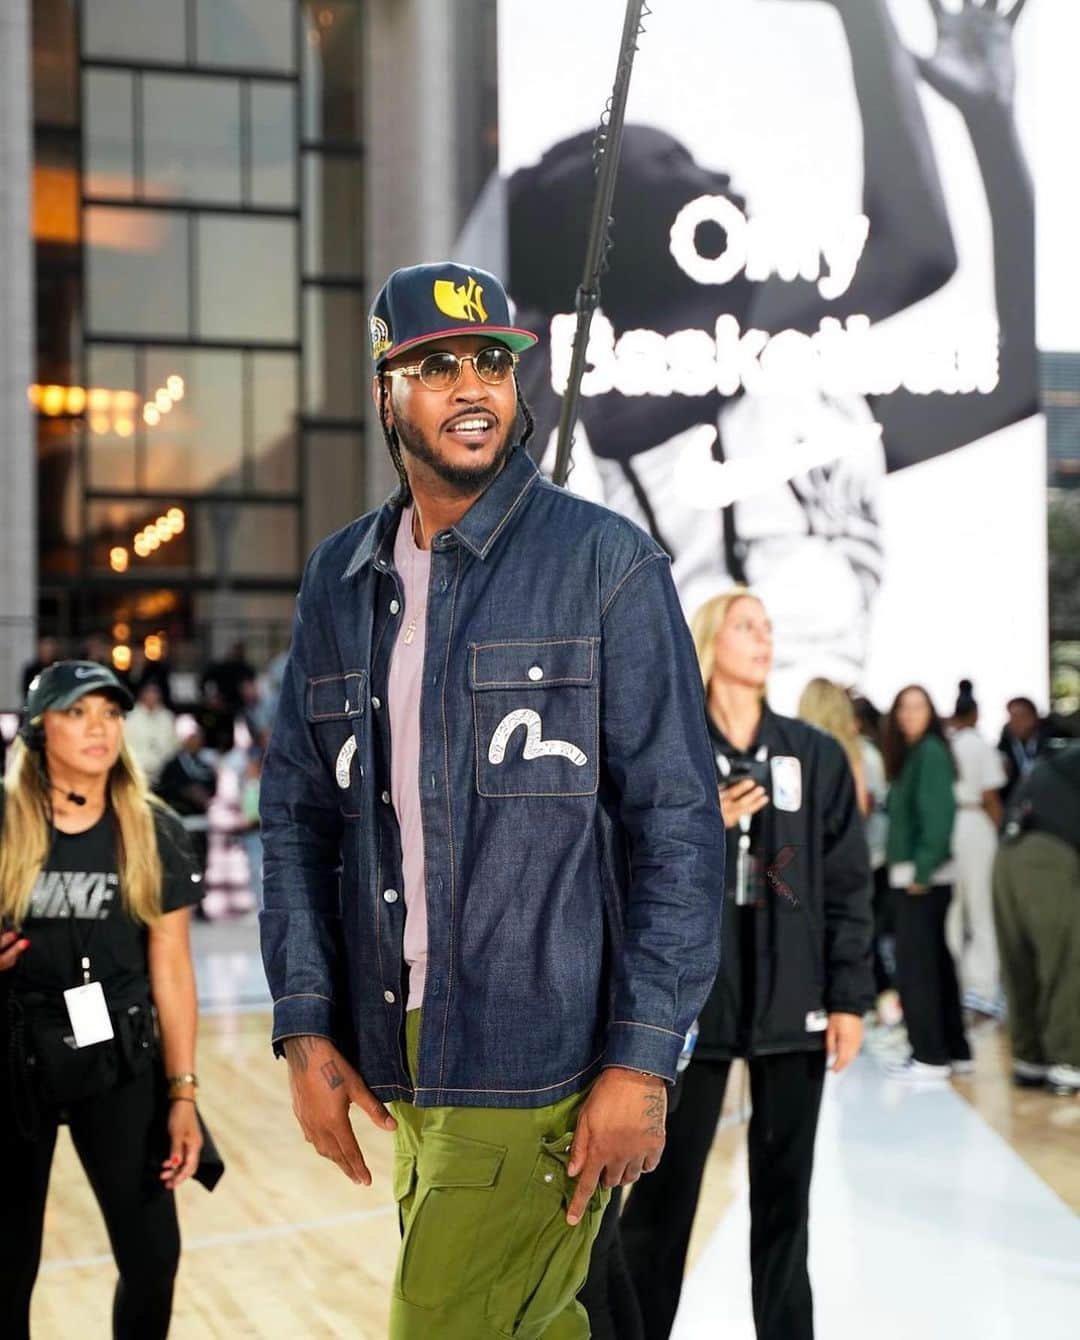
[384,346,519,390]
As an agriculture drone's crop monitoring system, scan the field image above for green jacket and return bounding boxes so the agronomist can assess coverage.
[886,734,956,885]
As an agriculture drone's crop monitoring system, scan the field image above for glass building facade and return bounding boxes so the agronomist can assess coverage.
[31,0,368,676]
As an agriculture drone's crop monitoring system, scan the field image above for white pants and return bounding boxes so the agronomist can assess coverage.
[946,809,1001,1007]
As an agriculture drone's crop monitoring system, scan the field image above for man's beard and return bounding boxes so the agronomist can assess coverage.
[394,412,516,498]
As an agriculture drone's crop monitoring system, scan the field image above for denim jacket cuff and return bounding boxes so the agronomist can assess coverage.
[270,992,338,1057]
[602,1020,684,1085]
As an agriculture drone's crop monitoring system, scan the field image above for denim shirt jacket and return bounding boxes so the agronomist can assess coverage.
[259,447,725,1109]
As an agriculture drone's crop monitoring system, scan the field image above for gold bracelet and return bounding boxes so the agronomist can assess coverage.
[170,1095,197,1104]
[168,1072,198,1091]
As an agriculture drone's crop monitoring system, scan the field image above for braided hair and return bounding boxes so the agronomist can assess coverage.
[377,371,536,503]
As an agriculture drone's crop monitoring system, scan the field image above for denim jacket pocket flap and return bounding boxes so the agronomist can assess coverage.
[469,638,597,691]
[417,1130,505,1190]
[306,671,367,722]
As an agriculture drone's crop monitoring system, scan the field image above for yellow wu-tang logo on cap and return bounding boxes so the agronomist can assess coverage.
[433,274,488,324]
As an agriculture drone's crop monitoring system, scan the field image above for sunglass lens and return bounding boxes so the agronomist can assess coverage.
[476,347,514,384]
[418,353,461,390]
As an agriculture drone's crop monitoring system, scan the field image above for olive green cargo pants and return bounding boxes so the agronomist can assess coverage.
[993,832,1080,1068]
[388,1011,609,1339]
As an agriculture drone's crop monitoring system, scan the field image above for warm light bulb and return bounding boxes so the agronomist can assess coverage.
[144,635,164,662]
[113,622,131,640]
[87,387,111,412]
[109,548,129,573]
[89,413,111,436]
[166,375,184,401]
[41,385,65,416]
[144,403,161,427]
[65,386,87,415]
[114,415,135,438]
[155,519,171,541]
[155,388,172,413]
[112,645,132,672]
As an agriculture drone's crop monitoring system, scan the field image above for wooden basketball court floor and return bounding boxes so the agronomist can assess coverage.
[27,929,1080,1338]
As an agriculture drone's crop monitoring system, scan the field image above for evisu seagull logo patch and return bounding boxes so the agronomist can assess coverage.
[335,736,357,789]
[488,709,588,768]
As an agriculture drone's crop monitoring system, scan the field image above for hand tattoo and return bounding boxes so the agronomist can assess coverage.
[643,1089,667,1139]
[321,1060,345,1090]
[284,1035,318,1074]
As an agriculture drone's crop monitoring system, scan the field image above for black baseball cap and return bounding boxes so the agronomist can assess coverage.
[25,661,135,719]
[369,262,537,369]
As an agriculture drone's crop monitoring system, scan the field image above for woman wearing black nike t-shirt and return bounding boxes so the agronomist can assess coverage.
[0,661,203,1340]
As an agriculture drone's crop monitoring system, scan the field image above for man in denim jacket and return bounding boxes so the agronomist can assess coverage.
[259,262,725,1338]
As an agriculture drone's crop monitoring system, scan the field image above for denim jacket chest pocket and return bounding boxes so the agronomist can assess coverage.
[468,638,599,798]
[305,671,366,816]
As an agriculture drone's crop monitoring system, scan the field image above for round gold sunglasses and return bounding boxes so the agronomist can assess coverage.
[384,346,518,392]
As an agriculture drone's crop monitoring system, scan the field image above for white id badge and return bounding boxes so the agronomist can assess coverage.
[63,981,115,1048]
[771,756,803,812]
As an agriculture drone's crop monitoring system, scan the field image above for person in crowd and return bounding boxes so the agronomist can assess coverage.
[259,262,725,1338]
[195,681,235,756]
[201,642,256,717]
[124,680,178,787]
[20,635,61,698]
[883,685,970,1081]
[947,680,1006,1018]
[994,742,1080,1096]
[81,631,114,669]
[0,662,204,1340]
[997,696,1057,807]
[851,693,896,1019]
[599,589,872,1340]
[800,680,897,1023]
[155,721,216,889]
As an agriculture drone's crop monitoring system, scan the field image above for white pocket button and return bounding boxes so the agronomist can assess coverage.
[528,666,544,682]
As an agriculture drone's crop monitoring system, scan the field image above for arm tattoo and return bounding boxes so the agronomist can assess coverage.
[643,1090,667,1139]
[284,1035,319,1074]
[321,1060,345,1091]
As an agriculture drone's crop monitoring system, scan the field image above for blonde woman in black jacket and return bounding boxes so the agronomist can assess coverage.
[617,590,874,1340]
[0,662,204,1340]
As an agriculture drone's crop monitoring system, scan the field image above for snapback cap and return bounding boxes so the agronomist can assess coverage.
[25,661,135,718]
[369,262,537,369]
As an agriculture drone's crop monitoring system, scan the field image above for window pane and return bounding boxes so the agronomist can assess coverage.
[303,152,362,276]
[196,503,299,578]
[82,0,187,62]
[85,207,189,337]
[304,430,363,552]
[197,217,297,342]
[88,500,192,576]
[84,70,135,199]
[250,83,297,207]
[39,421,82,578]
[33,134,80,251]
[142,349,244,494]
[35,265,83,387]
[302,3,362,142]
[195,0,296,72]
[253,353,298,492]
[304,288,364,418]
[143,74,242,204]
[86,345,139,491]
[33,0,78,126]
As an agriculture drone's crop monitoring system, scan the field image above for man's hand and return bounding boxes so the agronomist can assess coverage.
[719,779,769,829]
[826,1012,864,1074]
[565,1068,667,1226]
[283,1035,397,1186]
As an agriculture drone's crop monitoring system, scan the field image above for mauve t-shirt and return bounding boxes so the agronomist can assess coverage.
[389,506,432,1010]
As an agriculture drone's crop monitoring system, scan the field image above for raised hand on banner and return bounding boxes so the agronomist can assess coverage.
[917,0,1030,112]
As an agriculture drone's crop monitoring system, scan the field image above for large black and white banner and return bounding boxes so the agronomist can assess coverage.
[469,0,1047,717]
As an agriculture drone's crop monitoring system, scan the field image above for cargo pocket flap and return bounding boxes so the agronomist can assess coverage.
[306,671,367,721]
[392,1151,417,1202]
[469,639,597,690]
[418,1130,505,1189]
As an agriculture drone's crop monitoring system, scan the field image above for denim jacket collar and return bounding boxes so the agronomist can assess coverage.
[341,446,540,579]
